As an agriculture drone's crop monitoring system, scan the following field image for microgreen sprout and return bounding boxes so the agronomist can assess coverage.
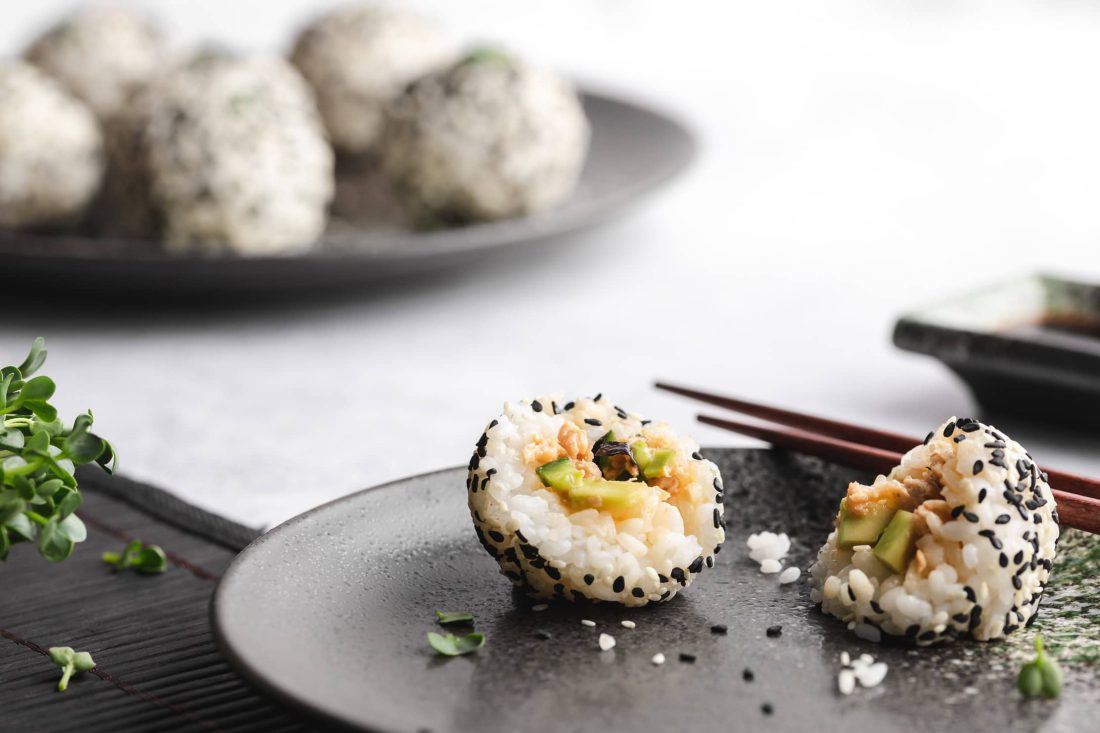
[48,646,96,692]
[434,610,474,626]
[427,631,485,656]
[1018,636,1063,699]
[0,338,115,564]
[102,539,167,574]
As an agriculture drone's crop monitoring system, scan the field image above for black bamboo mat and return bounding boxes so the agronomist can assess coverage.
[0,467,316,732]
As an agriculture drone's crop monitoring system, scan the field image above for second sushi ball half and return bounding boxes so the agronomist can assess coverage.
[467,396,725,606]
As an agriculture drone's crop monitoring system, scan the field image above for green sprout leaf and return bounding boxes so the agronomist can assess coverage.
[435,611,475,626]
[102,539,167,575]
[1018,636,1063,699]
[427,632,485,656]
[48,646,95,691]
[0,340,114,564]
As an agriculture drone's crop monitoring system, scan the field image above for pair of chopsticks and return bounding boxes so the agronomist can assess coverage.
[655,381,1100,535]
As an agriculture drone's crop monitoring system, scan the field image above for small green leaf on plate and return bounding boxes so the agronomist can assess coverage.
[435,611,474,625]
[428,631,485,656]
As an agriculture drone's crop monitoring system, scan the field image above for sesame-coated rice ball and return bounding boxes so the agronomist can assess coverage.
[290,4,456,155]
[24,5,165,120]
[141,53,334,255]
[380,50,589,225]
[468,396,725,606]
[0,61,103,229]
[811,417,1059,645]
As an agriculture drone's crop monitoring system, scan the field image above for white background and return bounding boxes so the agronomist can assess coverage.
[2,1,1099,527]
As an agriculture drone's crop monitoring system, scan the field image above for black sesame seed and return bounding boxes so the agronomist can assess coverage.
[918,631,937,642]
[713,477,723,493]
[660,590,671,600]
[583,573,595,585]
[714,543,723,554]
[961,422,980,432]
[999,553,1009,567]
[847,585,857,602]
[943,421,956,437]
[705,555,715,568]
[632,587,645,598]
[964,586,976,602]
[692,451,703,460]
[973,460,984,475]
[593,393,602,402]
[954,435,966,443]
[761,703,774,716]
[905,624,920,638]
[563,401,575,411]
[995,514,1011,524]
[1014,550,1024,565]
[990,457,1008,470]
[743,668,755,681]
[870,601,884,614]
[551,401,558,414]
[951,506,965,519]
[584,418,602,426]
[952,613,969,623]
[978,488,987,503]
[612,576,625,592]
[658,574,669,583]
[488,530,504,543]
[923,431,934,445]
[671,567,686,583]
[545,565,561,580]
[534,630,552,640]
[553,583,564,595]
[766,625,782,638]
[641,419,651,425]
[679,653,696,664]
[531,400,543,412]
[979,529,995,538]
[991,536,1003,550]
[964,512,979,523]
[711,624,728,635]
[688,557,704,574]
[713,508,721,529]
[469,453,480,470]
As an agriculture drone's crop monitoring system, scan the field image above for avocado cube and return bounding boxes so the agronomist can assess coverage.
[630,440,653,470]
[836,498,896,549]
[642,449,675,479]
[535,458,583,490]
[872,510,918,573]
[568,479,647,513]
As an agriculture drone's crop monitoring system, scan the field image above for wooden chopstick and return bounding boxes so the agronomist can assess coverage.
[698,412,1100,536]
[658,381,1100,503]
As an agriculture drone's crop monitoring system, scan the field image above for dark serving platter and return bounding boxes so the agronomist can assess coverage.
[212,448,1098,733]
[894,273,1100,428]
[0,91,694,299]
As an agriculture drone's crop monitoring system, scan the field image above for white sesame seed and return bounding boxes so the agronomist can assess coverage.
[531,604,548,612]
[598,633,616,651]
[651,652,666,665]
[621,620,636,629]
[778,566,801,584]
[581,619,596,627]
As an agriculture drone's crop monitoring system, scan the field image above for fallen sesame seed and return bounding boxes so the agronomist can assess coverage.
[766,625,783,638]
[710,624,728,635]
[534,630,552,640]
[679,653,696,663]
[761,703,774,715]
[742,668,754,682]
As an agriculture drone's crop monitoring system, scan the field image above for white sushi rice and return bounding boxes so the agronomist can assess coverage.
[838,651,888,693]
[467,396,725,606]
[778,566,802,584]
[811,417,1059,645]
[598,633,616,651]
[651,653,666,666]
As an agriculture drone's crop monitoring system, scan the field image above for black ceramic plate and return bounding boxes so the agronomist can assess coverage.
[0,91,694,299]
[893,273,1100,427]
[212,448,1098,732]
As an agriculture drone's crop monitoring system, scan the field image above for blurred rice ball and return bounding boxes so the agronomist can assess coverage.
[140,52,334,255]
[24,5,165,120]
[0,61,104,229]
[380,50,590,225]
[290,4,457,155]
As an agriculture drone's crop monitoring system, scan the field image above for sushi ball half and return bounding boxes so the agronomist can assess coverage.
[381,50,590,225]
[0,61,103,229]
[811,417,1059,645]
[290,4,456,155]
[468,396,725,606]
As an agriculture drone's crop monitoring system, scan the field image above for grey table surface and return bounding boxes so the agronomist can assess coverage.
[4,2,1100,528]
